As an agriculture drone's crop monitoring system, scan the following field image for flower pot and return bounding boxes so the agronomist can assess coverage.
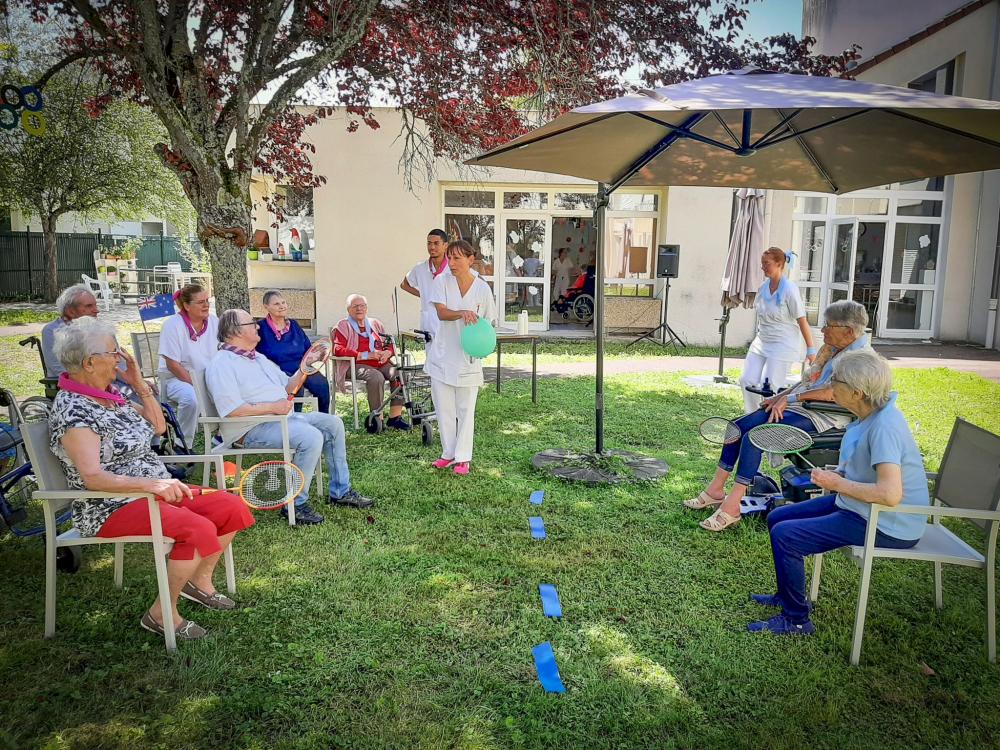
[248,250,259,261]
[260,252,273,263]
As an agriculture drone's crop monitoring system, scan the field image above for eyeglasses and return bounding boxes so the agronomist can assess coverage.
[821,324,851,330]
[349,304,368,310]
[235,321,259,327]
[91,347,123,359]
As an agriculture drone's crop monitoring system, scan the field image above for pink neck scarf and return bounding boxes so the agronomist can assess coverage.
[58,372,127,406]
[265,314,290,341]
[431,258,448,278]
[178,310,208,342]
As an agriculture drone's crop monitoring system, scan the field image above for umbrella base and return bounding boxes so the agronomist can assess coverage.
[532,448,668,485]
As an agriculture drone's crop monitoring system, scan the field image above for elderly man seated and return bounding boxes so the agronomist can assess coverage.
[205,309,373,525]
[42,284,100,377]
[748,350,928,635]
[332,293,408,431]
[685,300,872,532]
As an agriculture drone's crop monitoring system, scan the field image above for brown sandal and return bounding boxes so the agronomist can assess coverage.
[683,491,724,510]
[140,611,208,640]
[699,508,741,532]
[181,581,235,610]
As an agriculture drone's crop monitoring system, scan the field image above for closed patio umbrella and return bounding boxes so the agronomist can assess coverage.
[716,187,766,381]
[469,68,1000,457]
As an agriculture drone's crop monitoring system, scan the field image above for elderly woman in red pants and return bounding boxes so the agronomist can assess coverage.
[48,316,254,642]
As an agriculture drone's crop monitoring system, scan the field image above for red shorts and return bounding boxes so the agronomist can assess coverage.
[97,485,255,561]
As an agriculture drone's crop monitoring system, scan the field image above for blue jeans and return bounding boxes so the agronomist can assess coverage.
[766,494,919,622]
[293,373,330,415]
[719,408,816,485]
[242,412,350,505]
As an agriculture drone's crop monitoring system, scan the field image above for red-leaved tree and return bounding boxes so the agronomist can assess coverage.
[24,0,854,311]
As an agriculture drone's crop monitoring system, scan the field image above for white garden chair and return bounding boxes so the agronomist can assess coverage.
[191,370,321,526]
[810,418,1000,665]
[80,273,113,311]
[20,420,235,653]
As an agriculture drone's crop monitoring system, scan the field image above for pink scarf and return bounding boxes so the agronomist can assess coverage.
[265,314,290,341]
[177,310,208,342]
[333,317,388,392]
[431,258,448,279]
[58,372,127,406]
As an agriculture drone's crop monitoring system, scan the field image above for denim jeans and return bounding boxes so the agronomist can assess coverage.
[766,494,919,622]
[293,373,330,415]
[242,412,350,505]
[719,408,816,485]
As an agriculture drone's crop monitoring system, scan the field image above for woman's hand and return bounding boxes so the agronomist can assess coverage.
[375,349,392,364]
[145,478,192,504]
[118,348,146,390]
[805,353,817,364]
[810,468,844,492]
[764,395,787,423]
[460,310,479,325]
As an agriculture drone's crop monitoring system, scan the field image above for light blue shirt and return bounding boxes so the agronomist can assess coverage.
[205,349,291,445]
[834,392,929,541]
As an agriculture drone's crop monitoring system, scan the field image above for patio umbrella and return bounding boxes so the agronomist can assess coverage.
[716,187,766,381]
[468,68,1000,455]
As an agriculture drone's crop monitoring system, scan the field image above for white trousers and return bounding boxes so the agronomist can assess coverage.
[431,378,480,463]
[162,378,199,448]
[740,352,793,413]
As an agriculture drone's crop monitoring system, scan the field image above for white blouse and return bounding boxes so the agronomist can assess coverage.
[424,274,497,387]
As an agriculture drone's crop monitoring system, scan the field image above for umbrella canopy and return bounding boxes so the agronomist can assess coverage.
[722,188,766,309]
[469,68,1000,194]
[468,68,1000,455]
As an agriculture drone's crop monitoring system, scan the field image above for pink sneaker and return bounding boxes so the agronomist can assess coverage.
[432,458,454,469]
[452,462,470,476]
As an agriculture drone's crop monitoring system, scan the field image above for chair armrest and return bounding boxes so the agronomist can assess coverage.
[872,504,1000,522]
[198,414,289,426]
[33,490,152,501]
[159,455,226,489]
[925,471,939,482]
[801,401,853,415]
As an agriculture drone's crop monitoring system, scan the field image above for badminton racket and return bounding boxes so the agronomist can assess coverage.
[238,461,306,510]
[288,338,332,401]
[698,416,742,445]
[746,423,816,468]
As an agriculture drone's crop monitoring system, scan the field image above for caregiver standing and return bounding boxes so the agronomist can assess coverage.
[740,247,816,413]
[425,240,496,476]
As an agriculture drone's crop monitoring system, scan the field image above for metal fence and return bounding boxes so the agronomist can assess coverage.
[0,231,207,300]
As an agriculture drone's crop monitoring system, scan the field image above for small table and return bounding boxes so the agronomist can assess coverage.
[400,330,540,404]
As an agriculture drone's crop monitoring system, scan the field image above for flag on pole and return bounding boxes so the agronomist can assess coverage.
[138,293,176,321]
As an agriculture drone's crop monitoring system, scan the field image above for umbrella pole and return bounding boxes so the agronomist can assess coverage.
[594,183,609,455]
[714,307,731,383]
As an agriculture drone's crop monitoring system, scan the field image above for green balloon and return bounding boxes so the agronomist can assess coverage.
[461,318,496,358]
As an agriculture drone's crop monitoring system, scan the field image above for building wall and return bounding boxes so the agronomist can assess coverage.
[260,108,757,345]
[775,0,1000,345]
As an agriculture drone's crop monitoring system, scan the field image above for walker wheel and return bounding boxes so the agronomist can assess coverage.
[365,414,384,434]
[56,547,82,574]
[421,422,433,447]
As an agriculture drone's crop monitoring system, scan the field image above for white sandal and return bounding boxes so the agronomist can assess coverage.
[699,508,741,532]
[683,491,724,510]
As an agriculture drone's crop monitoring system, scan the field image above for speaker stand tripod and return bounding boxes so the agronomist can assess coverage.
[627,277,686,352]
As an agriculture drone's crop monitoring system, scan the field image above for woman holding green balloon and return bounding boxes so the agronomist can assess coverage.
[424,240,497,475]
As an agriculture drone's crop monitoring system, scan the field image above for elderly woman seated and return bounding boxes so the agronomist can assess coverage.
[332,294,408,431]
[687,300,872,532]
[748,349,928,635]
[48,317,254,641]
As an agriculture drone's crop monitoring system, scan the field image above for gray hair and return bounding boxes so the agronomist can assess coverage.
[832,349,893,409]
[262,290,284,305]
[824,300,868,336]
[345,293,367,308]
[53,316,118,372]
[217,309,251,343]
[55,284,94,316]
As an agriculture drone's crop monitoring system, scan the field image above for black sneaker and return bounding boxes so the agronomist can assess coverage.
[329,489,374,509]
[281,503,324,524]
[386,416,412,431]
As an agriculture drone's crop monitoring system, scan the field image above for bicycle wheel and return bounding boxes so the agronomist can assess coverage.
[0,465,43,538]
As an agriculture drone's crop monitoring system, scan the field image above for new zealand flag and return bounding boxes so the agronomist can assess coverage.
[138,293,176,321]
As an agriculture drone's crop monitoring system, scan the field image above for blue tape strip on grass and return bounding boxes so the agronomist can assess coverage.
[538,584,562,618]
[530,490,544,505]
[529,516,546,539]
[532,641,566,693]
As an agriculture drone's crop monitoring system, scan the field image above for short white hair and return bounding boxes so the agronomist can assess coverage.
[55,284,95,316]
[824,300,868,336]
[53,316,118,372]
[345,293,367,308]
[832,349,893,408]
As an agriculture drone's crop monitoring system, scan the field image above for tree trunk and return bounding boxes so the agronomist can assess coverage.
[41,214,59,303]
[196,201,253,313]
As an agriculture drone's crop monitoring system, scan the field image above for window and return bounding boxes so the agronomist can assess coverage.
[793,196,826,214]
[444,213,495,275]
[836,198,888,215]
[445,190,495,208]
[503,192,547,210]
[275,185,315,257]
[791,220,825,283]
[554,193,599,211]
[611,193,658,211]
[891,224,939,284]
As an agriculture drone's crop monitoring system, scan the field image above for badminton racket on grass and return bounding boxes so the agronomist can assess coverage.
[746,423,816,468]
[698,416,742,445]
[238,461,306,510]
[288,338,333,401]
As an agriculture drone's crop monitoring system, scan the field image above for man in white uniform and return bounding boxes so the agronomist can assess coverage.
[401,229,451,340]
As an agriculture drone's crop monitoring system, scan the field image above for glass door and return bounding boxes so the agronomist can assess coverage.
[828,218,857,312]
[549,215,597,330]
[881,222,940,337]
[500,217,548,329]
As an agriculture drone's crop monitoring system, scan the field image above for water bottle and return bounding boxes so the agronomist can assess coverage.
[517,309,529,335]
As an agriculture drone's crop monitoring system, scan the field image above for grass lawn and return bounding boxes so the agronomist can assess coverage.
[0,309,56,327]
[1,349,1000,747]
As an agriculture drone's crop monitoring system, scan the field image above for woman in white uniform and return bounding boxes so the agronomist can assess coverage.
[425,240,497,476]
[741,247,816,412]
[551,247,575,301]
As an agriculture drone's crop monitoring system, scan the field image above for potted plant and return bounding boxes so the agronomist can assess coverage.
[247,248,259,261]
